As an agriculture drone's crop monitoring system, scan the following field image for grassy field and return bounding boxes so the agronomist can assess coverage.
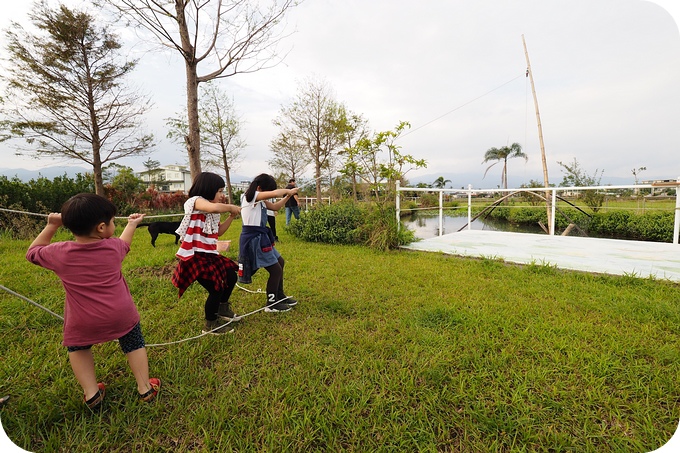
[1,218,679,452]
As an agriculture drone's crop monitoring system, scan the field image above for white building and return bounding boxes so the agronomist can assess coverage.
[232,180,252,193]
[137,165,192,193]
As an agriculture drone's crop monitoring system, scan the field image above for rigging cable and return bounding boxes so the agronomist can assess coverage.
[399,72,526,140]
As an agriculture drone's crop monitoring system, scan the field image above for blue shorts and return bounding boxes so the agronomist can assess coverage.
[66,323,146,354]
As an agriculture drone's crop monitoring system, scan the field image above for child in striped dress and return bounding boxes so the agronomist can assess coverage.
[172,172,241,334]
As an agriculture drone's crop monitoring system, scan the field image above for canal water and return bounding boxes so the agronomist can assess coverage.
[403,214,544,239]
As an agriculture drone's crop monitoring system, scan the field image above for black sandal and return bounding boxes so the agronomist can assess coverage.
[84,383,105,410]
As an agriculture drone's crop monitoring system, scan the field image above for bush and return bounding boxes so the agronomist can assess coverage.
[0,173,95,214]
[625,212,673,242]
[287,201,363,244]
[288,201,415,250]
[478,204,674,242]
[356,204,415,251]
[0,173,96,239]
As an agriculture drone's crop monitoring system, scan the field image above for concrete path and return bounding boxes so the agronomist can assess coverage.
[402,230,680,282]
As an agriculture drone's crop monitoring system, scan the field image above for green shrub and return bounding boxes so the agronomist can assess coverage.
[0,173,96,239]
[627,212,674,242]
[287,201,363,244]
[0,173,95,214]
[288,201,415,250]
[589,211,633,238]
[356,204,415,251]
[478,205,674,242]
[419,193,438,207]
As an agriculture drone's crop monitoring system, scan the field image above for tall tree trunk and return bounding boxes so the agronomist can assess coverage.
[503,159,508,189]
[92,152,105,196]
[177,1,201,179]
[185,62,201,179]
[223,154,233,204]
[315,159,322,201]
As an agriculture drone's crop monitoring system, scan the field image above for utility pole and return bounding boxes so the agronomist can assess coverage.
[522,34,552,233]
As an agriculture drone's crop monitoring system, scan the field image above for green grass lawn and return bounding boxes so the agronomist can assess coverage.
[1,219,679,452]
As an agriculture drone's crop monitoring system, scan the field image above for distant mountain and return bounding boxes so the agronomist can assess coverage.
[0,166,254,184]
[0,166,648,189]
[0,166,91,181]
[406,172,638,189]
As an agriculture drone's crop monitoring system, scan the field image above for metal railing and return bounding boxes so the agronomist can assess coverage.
[396,178,680,245]
[300,196,331,210]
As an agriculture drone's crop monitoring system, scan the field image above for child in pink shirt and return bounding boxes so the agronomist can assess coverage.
[26,193,160,410]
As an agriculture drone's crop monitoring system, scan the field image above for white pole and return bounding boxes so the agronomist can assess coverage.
[467,184,472,231]
[396,180,401,232]
[674,177,680,245]
[551,188,557,235]
[438,190,444,236]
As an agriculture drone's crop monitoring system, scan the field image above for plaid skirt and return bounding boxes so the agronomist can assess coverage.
[172,252,239,298]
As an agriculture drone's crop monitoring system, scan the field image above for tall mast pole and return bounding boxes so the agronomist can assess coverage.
[522,34,552,232]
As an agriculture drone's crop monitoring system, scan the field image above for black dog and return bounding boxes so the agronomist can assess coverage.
[138,221,181,247]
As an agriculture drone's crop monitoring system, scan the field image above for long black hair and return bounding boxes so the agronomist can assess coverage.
[188,172,225,200]
[61,193,117,236]
[244,173,278,203]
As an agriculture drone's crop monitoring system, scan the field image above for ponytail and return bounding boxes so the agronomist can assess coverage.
[245,173,277,202]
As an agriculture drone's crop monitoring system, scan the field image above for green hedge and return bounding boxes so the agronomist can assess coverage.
[484,206,675,242]
[287,201,415,250]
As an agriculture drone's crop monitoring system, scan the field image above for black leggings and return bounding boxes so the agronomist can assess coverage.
[197,268,237,321]
[264,256,285,299]
[267,215,277,239]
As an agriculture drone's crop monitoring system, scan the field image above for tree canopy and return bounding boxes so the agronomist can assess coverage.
[3,2,154,195]
[272,77,348,201]
[104,0,299,179]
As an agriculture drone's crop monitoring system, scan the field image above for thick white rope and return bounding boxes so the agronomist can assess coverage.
[1,206,295,347]
[0,284,64,321]
[1,282,293,347]
[0,206,183,219]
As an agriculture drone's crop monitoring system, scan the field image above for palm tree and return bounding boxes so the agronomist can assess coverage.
[482,143,528,189]
[431,176,451,189]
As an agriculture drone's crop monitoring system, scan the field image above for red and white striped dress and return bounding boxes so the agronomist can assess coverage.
[172,196,238,297]
[175,208,220,261]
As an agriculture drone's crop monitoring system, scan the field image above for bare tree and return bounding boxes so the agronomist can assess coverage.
[199,82,245,203]
[273,77,347,201]
[166,82,245,202]
[268,131,311,180]
[3,2,154,195]
[104,0,299,179]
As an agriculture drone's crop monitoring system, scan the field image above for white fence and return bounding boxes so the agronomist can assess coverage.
[299,196,331,210]
[396,179,680,245]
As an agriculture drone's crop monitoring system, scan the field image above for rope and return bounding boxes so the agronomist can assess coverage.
[0,282,293,348]
[1,205,295,347]
[145,292,292,348]
[0,208,47,217]
[399,73,525,139]
[0,206,184,220]
[0,284,64,321]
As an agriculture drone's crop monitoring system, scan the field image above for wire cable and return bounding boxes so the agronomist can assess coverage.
[399,73,526,140]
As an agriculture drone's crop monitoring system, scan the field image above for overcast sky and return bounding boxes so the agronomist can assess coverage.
[1,0,679,188]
